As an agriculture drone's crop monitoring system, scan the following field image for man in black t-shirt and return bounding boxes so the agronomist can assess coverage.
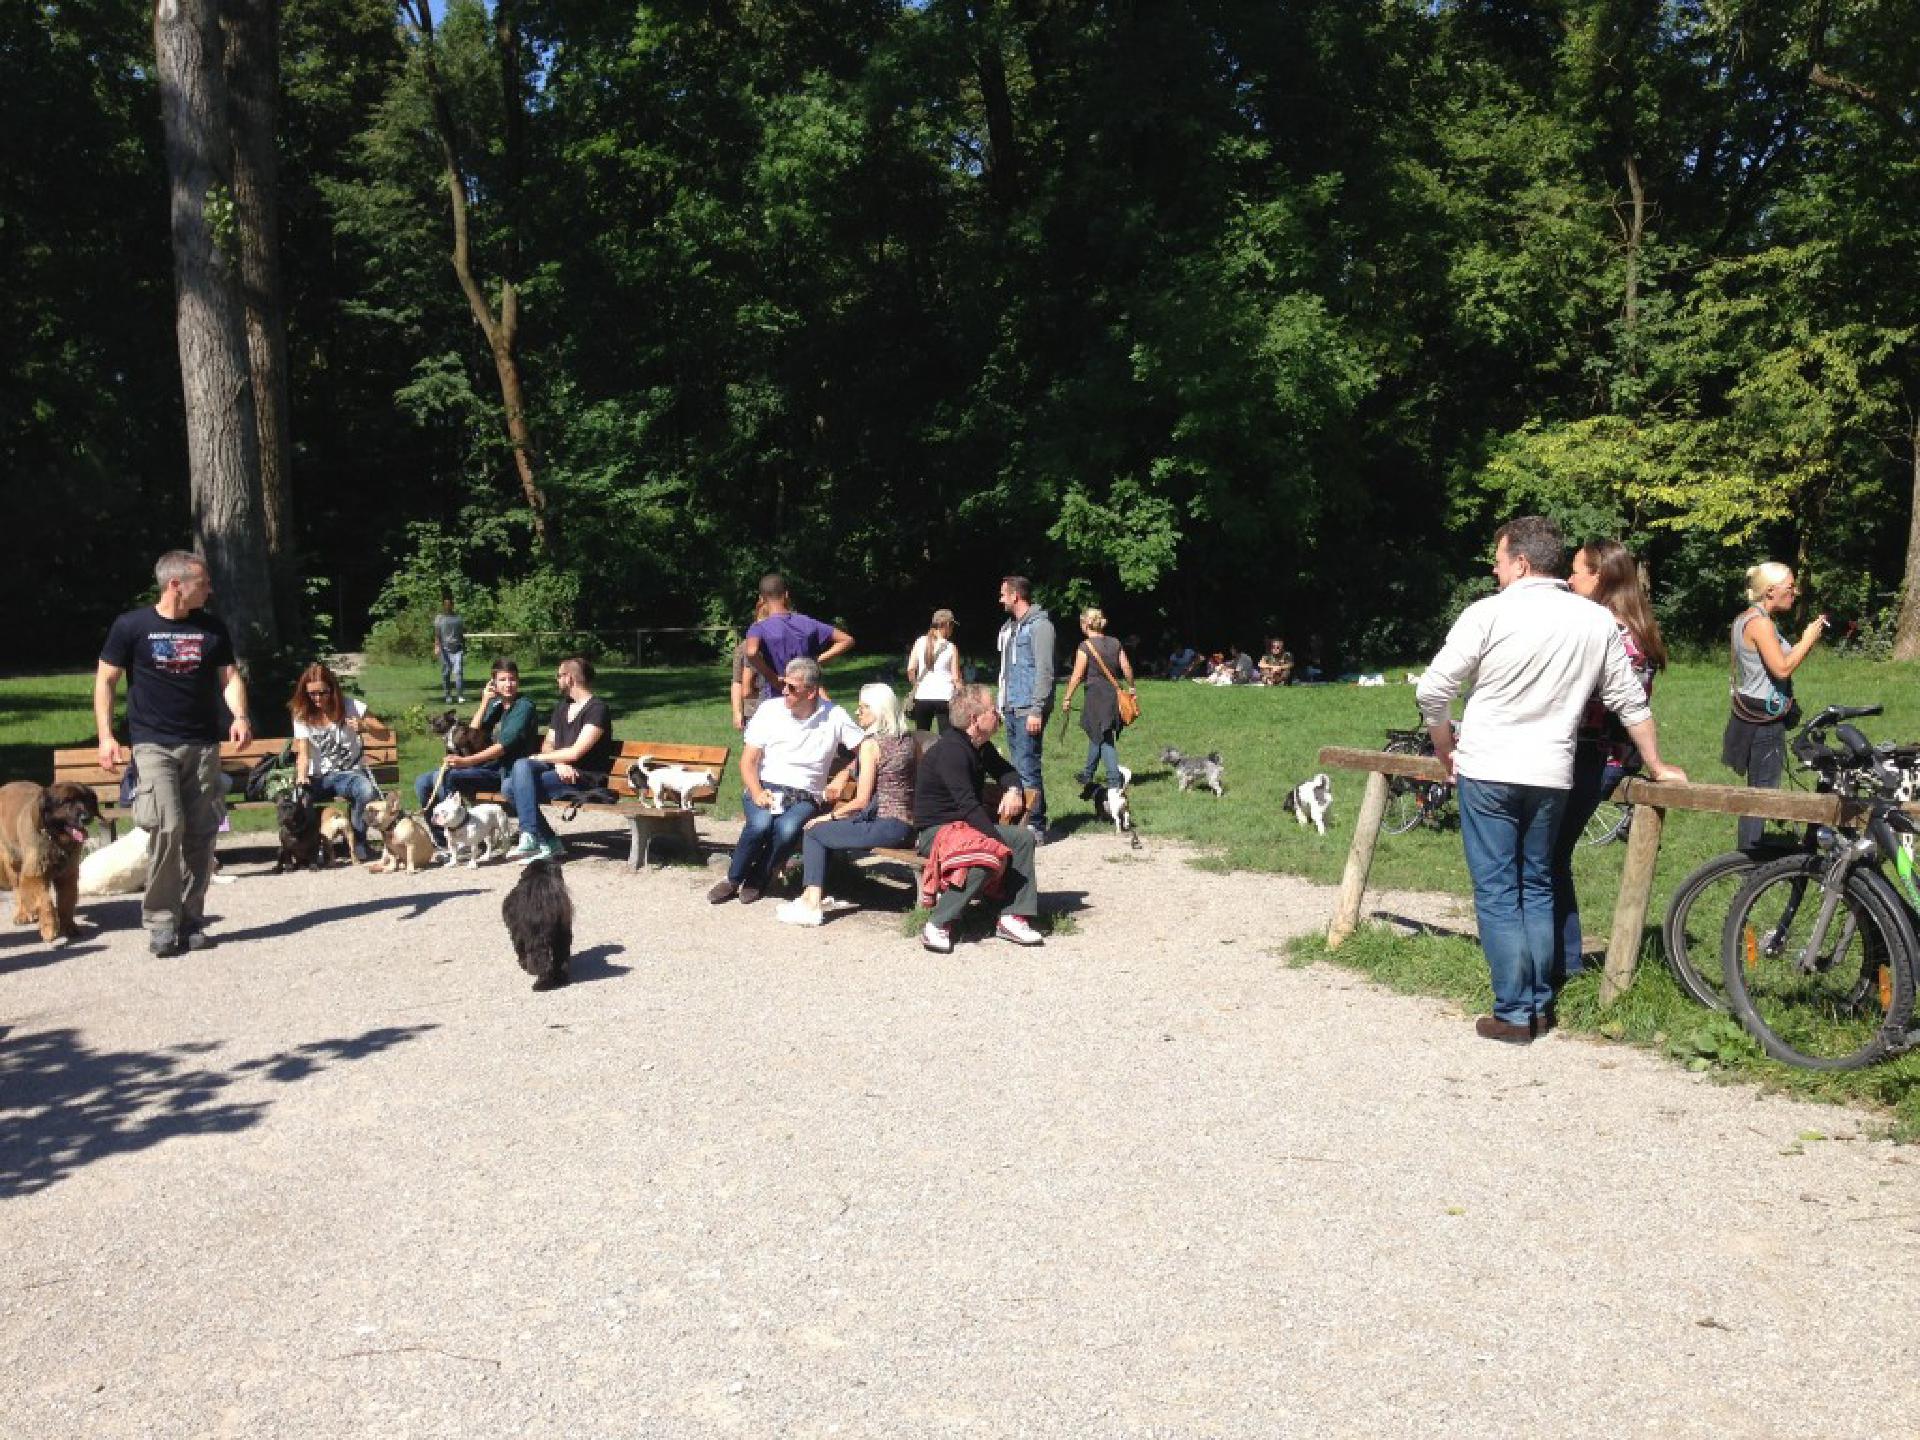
[504,654,615,864]
[95,550,254,956]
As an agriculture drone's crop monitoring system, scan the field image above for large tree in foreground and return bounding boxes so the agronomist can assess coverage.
[153,0,279,657]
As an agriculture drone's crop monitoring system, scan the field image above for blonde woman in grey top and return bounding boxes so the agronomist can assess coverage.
[777,684,919,926]
[1722,561,1828,849]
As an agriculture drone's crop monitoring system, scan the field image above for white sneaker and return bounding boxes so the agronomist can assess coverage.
[820,896,858,915]
[776,900,823,927]
[996,914,1044,947]
[921,920,954,954]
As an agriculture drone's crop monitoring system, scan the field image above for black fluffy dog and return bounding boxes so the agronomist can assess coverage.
[272,785,326,873]
[503,858,573,991]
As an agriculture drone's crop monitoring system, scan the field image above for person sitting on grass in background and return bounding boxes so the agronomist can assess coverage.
[911,683,1043,954]
[1257,638,1295,686]
[776,684,919,926]
[1166,643,1203,679]
[710,656,865,906]
[289,663,382,863]
[505,655,616,864]
[412,658,540,840]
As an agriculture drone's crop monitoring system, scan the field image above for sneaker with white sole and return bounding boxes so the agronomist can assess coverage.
[921,920,954,954]
[533,837,566,863]
[996,914,1044,946]
[506,833,541,861]
[775,900,824,927]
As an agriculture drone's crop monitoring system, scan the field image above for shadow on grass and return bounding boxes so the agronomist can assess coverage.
[0,1021,438,1198]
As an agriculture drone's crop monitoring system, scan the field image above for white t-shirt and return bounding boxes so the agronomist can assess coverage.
[743,699,865,793]
[293,697,368,776]
[909,636,958,701]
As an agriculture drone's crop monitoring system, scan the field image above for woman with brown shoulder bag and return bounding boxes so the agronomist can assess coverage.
[1059,608,1138,790]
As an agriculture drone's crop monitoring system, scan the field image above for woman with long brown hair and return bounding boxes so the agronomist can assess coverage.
[287,663,383,862]
[1555,538,1668,982]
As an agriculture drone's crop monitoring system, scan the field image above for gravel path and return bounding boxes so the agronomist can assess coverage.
[3,815,1915,1438]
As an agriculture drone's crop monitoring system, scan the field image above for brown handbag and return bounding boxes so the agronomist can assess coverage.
[1085,641,1140,727]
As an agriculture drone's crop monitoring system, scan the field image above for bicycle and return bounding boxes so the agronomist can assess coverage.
[1659,704,1889,1013]
[1381,727,1454,835]
[1717,714,1920,1070]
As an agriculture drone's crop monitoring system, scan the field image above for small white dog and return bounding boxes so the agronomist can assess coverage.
[1289,773,1334,835]
[626,756,716,810]
[1081,765,1134,836]
[430,793,515,866]
[78,826,152,896]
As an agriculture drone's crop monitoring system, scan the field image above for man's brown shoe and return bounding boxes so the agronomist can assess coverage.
[1533,1010,1556,1037]
[1475,1015,1534,1045]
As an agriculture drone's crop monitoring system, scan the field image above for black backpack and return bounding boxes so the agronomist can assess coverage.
[243,741,299,802]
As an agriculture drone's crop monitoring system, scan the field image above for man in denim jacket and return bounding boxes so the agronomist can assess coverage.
[995,575,1057,842]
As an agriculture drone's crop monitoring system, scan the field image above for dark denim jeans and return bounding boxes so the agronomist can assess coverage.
[506,758,572,841]
[1550,744,1608,983]
[800,815,914,891]
[1078,726,1122,788]
[1458,776,1568,1026]
[728,790,820,888]
[1001,706,1049,827]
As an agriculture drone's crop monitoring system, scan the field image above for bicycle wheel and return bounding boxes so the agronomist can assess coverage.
[1660,851,1757,1011]
[1720,855,1918,1070]
[1581,801,1632,848]
[1381,738,1428,836]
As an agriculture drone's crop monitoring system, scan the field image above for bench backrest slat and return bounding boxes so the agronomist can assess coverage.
[608,741,731,804]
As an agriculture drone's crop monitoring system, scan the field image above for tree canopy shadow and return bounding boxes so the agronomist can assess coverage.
[0,1021,438,1198]
[217,889,485,944]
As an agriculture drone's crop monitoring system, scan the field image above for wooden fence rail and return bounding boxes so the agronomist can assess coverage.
[1316,745,1875,1007]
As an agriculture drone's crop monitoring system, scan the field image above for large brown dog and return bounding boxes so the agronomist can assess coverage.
[0,780,102,945]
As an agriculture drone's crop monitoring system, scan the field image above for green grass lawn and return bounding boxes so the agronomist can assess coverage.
[9,648,1920,1130]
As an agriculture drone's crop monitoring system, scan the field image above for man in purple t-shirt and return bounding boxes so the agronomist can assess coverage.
[742,572,855,699]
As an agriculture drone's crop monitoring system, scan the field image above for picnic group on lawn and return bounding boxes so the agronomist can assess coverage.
[85,524,1815,1038]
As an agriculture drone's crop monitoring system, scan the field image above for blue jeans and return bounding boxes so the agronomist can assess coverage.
[507,758,573,842]
[728,790,820,888]
[1001,706,1049,827]
[1078,726,1122,787]
[309,768,379,841]
[1458,776,1568,1026]
[440,649,465,699]
[1550,744,1607,983]
[801,816,914,891]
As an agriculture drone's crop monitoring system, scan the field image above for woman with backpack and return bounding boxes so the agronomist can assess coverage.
[905,609,963,732]
[288,663,383,862]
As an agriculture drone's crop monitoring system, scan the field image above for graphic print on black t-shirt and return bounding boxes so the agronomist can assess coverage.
[101,607,235,746]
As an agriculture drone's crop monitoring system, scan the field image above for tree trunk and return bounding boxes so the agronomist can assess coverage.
[1891,414,1920,660]
[403,0,553,554]
[966,2,1020,206]
[222,0,300,637]
[154,0,279,660]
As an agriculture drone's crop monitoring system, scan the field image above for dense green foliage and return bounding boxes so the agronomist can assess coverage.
[8,1,1918,666]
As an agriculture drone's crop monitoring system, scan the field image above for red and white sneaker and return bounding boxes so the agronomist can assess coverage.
[995,914,1043,947]
[921,921,954,954]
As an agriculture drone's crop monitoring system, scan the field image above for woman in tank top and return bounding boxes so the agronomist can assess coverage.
[905,610,962,732]
[1721,561,1828,850]
[777,684,920,926]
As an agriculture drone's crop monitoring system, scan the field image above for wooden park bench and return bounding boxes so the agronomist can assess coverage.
[468,739,732,870]
[54,722,400,838]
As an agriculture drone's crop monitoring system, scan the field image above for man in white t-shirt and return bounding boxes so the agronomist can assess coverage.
[1416,516,1685,1045]
[709,656,865,905]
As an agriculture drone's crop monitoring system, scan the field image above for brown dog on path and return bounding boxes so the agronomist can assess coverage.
[0,780,102,945]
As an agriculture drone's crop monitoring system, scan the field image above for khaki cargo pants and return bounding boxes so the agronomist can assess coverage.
[131,742,224,939]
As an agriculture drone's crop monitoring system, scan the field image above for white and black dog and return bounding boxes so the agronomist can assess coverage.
[1289,773,1334,835]
[431,792,515,866]
[1080,765,1134,836]
[626,756,716,810]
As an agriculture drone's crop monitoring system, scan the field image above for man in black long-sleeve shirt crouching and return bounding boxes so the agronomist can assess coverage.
[911,683,1043,953]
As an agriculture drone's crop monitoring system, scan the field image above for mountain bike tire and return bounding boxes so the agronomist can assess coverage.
[1720,855,1918,1071]
[1581,801,1632,848]
[1660,850,1757,1012]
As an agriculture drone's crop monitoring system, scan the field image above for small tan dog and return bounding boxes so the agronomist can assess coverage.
[319,807,355,865]
[365,794,436,874]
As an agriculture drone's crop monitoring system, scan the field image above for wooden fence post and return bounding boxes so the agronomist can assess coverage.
[1599,802,1665,1007]
[1327,770,1391,950]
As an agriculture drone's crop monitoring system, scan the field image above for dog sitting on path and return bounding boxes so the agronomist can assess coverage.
[431,792,514,867]
[271,786,326,873]
[366,793,437,874]
[1288,773,1334,835]
[0,780,101,945]
[503,858,573,991]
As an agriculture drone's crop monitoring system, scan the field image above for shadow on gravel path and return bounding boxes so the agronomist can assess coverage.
[0,1022,438,1198]
[218,890,484,945]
